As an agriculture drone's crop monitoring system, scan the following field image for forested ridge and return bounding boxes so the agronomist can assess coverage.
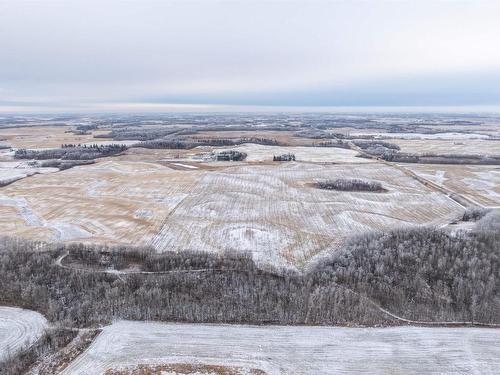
[0,214,499,372]
[1,216,498,328]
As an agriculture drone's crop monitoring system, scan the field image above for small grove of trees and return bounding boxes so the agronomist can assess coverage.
[273,153,295,161]
[314,140,350,149]
[462,207,492,222]
[214,150,247,161]
[354,140,401,151]
[315,178,384,192]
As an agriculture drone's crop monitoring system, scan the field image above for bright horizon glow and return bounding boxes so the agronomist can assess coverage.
[1,0,500,113]
[2,103,500,115]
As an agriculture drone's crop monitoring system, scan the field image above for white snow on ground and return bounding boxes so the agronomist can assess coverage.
[0,306,48,361]
[209,143,375,163]
[351,132,491,140]
[171,163,199,169]
[80,140,139,147]
[406,165,500,207]
[0,161,58,186]
[0,195,92,241]
[49,222,93,241]
[0,195,43,226]
[151,162,463,268]
[61,321,500,375]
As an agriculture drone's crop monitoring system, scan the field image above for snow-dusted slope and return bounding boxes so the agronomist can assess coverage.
[0,306,48,361]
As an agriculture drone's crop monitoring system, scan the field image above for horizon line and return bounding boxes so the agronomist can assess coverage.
[2,103,500,115]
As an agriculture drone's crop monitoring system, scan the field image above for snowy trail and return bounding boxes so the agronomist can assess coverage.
[334,283,500,328]
[55,252,499,328]
[55,251,234,275]
[61,321,500,375]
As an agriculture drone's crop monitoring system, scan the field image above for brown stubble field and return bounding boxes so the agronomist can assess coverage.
[0,139,464,268]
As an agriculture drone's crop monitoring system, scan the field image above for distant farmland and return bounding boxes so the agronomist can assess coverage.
[0,157,462,268]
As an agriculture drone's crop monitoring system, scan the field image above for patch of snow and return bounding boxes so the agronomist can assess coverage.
[0,195,43,226]
[0,306,48,361]
[171,163,199,169]
[49,222,93,241]
[352,132,491,140]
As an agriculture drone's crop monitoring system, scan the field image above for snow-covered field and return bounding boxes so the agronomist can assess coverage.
[211,143,375,163]
[61,321,500,375]
[405,164,500,207]
[0,160,463,267]
[391,139,500,156]
[151,162,463,267]
[0,160,202,244]
[0,306,48,361]
[0,125,110,149]
[349,131,492,140]
[0,161,58,186]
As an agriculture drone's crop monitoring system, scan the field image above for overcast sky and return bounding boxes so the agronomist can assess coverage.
[1,0,500,112]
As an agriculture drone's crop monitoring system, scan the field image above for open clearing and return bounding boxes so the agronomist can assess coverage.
[0,306,48,361]
[0,159,462,267]
[190,130,312,146]
[212,143,374,163]
[60,321,500,375]
[391,139,500,156]
[0,160,202,244]
[404,164,500,207]
[0,160,58,186]
[0,126,109,149]
[150,162,462,266]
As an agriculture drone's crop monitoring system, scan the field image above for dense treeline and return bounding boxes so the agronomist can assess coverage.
[354,140,500,164]
[315,178,384,192]
[95,127,181,141]
[417,153,500,165]
[354,140,401,151]
[313,139,350,148]
[136,139,194,149]
[311,221,500,323]
[462,207,492,222]
[14,144,128,161]
[1,217,499,371]
[63,244,256,272]
[1,218,499,329]
[38,159,95,170]
[137,137,279,150]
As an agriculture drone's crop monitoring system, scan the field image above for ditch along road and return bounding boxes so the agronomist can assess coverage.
[55,252,500,329]
[347,141,484,209]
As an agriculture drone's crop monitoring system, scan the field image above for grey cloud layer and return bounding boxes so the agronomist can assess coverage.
[1,0,500,110]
